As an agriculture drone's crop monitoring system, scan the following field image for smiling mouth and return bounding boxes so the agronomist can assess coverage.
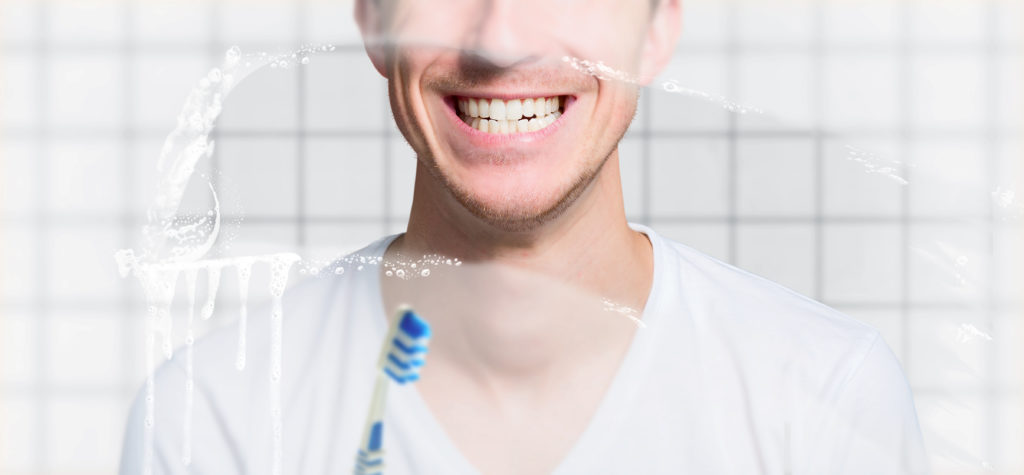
[454,96,567,134]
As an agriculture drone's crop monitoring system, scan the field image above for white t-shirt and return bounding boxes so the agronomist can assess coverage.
[120,223,929,474]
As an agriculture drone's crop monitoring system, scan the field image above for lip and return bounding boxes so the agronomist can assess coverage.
[441,94,576,147]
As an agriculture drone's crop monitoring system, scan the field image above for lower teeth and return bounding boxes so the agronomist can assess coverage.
[461,110,563,134]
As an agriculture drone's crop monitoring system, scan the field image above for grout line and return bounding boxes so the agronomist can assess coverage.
[641,86,651,226]
[297,0,308,249]
[812,0,825,302]
[983,0,1000,465]
[5,126,1021,140]
[725,0,738,265]
[897,0,913,408]
[33,0,51,470]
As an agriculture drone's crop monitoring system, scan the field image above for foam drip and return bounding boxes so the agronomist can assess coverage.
[116,43,334,474]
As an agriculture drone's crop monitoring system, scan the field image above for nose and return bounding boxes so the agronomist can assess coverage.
[463,1,543,70]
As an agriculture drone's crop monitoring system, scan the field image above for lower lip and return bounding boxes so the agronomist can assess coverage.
[443,96,575,147]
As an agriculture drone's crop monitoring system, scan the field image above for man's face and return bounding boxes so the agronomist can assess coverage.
[361,0,673,232]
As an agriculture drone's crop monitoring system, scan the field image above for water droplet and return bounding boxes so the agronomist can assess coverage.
[225,46,242,66]
[385,270,393,277]
[208,68,223,83]
[420,269,430,277]
[410,263,417,269]
[446,259,452,265]
[357,265,364,271]
[300,57,310,65]
[396,269,405,278]
[334,267,345,275]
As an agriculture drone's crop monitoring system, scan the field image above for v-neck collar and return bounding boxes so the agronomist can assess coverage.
[363,223,667,474]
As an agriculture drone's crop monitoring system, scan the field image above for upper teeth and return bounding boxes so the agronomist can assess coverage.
[458,96,564,133]
[459,97,561,120]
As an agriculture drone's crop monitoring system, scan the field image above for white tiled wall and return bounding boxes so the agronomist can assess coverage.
[0,0,1020,473]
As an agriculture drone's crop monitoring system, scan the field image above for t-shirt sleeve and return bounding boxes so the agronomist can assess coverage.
[796,334,931,475]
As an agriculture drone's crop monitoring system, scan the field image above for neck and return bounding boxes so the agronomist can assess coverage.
[381,148,653,379]
[397,149,649,302]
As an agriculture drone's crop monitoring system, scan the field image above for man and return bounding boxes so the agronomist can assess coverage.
[122,1,929,473]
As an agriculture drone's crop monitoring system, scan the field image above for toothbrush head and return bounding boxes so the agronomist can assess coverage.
[383,309,432,384]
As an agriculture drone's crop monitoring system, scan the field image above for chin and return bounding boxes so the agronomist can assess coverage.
[441,162,598,233]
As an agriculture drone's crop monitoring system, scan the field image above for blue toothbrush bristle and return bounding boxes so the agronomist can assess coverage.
[385,310,431,385]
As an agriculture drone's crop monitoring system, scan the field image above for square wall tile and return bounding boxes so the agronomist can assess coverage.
[219,66,299,131]
[45,313,122,386]
[44,396,124,473]
[217,137,298,217]
[735,138,815,217]
[304,137,385,218]
[995,139,1022,200]
[908,225,988,304]
[1,140,38,218]
[388,137,417,220]
[46,226,123,301]
[305,0,363,46]
[676,0,728,46]
[993,228,1023,304]
[0,0,38,44]
[0,314,35,385]
[617,137,645,220]
[823,54,900,130]
[47,54,124,129]
[735,223,816,297]
[304,223,389,263]
[653,222,731,263]
[1,54,38,129]
[910,55,985,130]
[220,0,297,45]
[2,227,37,302]
[736,53,815,131]
[822,224,903,303]
[735,0,815,46]
[304,52,387,132]
[909,0,987,45]
[908,308,990,389]
[998,55,1021,131]
[997,0,1023,46]
[386,220,408,235]
[133,55,210,129]
[45,139,123,215]
[822,138,904,217]
[995,393,1024,472]
[908,139,989,217]
[835,306,905,363]
[993,312,1023,390]
[823,0,900,46]
[222,223,299,261]
[0,396,36,473]
[49,0,125,44]
[651,55,729,132]
[134,0,212,44]
[914,393,989,473]
[649,138,730,218]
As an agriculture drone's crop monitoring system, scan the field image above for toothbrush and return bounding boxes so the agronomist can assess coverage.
[355,306,432,475]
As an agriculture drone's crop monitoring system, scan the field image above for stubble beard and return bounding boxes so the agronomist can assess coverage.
[420,148,615,233]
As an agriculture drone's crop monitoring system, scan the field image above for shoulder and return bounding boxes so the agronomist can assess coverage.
[647,227,884,381]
